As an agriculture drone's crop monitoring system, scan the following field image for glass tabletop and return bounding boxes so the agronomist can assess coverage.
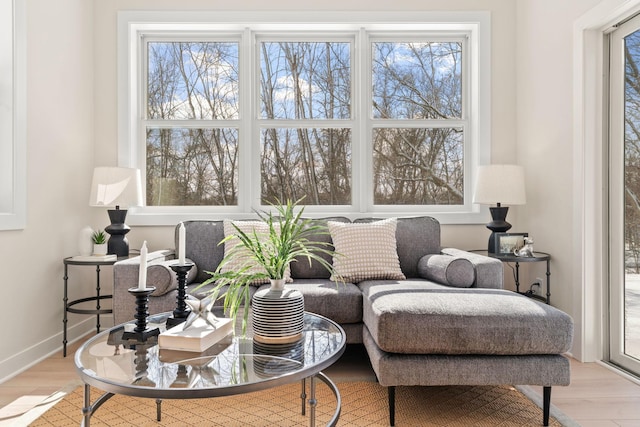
[75,311,346,399]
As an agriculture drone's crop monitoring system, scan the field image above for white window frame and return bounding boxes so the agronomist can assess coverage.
[118,11,490,226]
[0,0,26,231]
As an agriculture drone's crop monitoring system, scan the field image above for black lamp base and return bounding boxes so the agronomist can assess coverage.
[486,206,512,253]
[105,208,131,257]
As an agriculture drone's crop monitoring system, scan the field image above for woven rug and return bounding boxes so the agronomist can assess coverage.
[27,381,573,427]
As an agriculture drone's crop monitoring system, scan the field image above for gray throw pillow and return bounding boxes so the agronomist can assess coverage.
[418,254,475,288]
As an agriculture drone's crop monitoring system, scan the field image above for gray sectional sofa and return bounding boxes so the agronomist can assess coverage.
[113,216,573,426]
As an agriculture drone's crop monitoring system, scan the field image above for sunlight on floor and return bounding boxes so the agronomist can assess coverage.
[0,391,68,426]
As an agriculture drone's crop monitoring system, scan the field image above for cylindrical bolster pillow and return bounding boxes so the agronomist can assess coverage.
[418,254,475,288]
[147,258,198,296]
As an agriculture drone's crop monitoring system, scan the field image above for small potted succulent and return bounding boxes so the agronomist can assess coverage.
[92,229,108,256]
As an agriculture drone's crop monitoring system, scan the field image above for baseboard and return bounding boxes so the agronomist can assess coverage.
[0,317,112,384]
[596,360,640,386]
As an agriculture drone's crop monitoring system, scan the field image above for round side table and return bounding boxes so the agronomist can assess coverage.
[62,256,121,356]
[470,250,551,304]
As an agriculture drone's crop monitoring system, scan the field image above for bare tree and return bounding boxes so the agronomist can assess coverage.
[372,42,463,204]
[146,42,239,206]
[259,42,351,205]
[145,38,463,207]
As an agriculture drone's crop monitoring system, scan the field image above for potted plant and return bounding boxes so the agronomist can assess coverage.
[200,198,338,336]
[92,230,108,256]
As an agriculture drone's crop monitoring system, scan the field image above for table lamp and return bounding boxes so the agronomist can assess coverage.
[472,164,526,253]
[89,167,143,257]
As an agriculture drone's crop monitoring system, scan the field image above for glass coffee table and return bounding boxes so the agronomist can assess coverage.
[75,311,346,427]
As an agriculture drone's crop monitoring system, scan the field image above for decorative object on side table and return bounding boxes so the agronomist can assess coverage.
[470,249,552,304]
[92,229,108,256]
[495,232,529,255]
[198,198,338,342]
[122,241,159,341]
[472,164,526,253]
[78,226,94,256]
[514,236,534,257]
[89,166,143,257]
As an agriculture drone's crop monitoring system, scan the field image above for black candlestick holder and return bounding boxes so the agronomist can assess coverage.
[123,287,160,341]
[166,262,195,328]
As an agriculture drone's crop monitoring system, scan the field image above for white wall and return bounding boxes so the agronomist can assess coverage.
[0,0,101,381]
[516,0,610,361]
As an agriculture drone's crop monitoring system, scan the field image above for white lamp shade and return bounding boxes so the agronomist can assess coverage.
[472,164,526,205]
[89,167,143,208]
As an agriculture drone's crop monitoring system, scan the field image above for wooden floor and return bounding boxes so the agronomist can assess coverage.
[1,336,640,426]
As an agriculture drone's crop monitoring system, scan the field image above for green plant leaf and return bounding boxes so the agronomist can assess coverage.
[193,197,340,333]
[91,229,107,244]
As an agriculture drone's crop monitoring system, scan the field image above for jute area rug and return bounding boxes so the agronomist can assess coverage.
[28,381,570,427]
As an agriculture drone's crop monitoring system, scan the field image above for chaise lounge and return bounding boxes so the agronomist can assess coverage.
[113,216,573,425]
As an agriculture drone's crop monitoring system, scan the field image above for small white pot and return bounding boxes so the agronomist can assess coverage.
[93,243,108,256]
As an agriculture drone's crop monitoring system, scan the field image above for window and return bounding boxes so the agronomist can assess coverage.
[371,40,464,206]
[0,0,26,231]
[259,40,352,205]
[119,12,489,225]
[145,41,240,206]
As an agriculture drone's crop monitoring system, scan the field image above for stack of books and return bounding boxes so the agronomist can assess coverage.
[158,317,233,352]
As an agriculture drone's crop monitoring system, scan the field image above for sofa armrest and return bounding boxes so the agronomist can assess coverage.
[113,249,175,325]
[440,248,504,289]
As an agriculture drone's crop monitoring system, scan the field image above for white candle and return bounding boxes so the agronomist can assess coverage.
[138,241,148,290]
[178,222,186,265]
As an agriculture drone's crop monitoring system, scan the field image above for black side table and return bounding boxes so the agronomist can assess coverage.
[62,256,120,357]
[470,250,551,305]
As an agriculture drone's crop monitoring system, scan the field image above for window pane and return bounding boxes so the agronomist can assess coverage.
[147,42,239,120]
[372,42,462,119]
[373,128,463,205]
[261,128,351,204]
[146,128,238,206]
[624,29,640,361]
[260,42,351,120]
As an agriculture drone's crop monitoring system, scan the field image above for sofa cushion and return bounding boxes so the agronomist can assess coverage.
[220,220,291,284]
[441,248,504,289]
[328,218,406,283]
[178,221,226,283]
[147,258,198,296]
[418,254,475,288]
[290,217,351,279]
[354,216,441,278]
[363,327,572,387]
[259,279,363,324]
[360,279,573,355]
